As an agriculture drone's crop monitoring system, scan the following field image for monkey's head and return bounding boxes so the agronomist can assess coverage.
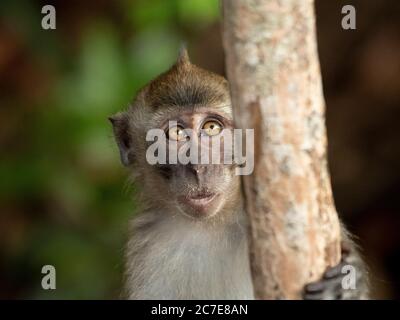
[110,48,241,220]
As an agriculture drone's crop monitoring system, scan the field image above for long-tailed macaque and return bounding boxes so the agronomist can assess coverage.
[109,49,369,300]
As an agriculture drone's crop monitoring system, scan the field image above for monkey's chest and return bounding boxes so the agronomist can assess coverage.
[143,231,254,299]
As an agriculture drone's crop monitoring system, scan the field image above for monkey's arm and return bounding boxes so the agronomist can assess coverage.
[303,225,369,300]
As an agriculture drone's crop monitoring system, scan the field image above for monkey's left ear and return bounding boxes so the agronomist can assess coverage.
[109,112,134,166]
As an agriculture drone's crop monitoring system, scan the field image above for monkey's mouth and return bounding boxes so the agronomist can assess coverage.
[178,192,218,212]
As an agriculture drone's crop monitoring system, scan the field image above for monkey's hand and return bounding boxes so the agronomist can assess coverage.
[302,242,369,300]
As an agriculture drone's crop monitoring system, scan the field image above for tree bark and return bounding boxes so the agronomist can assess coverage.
[222,0,342,299]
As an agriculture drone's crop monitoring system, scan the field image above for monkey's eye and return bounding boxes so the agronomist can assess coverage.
[167,126,187,141]
[202,121,222,136]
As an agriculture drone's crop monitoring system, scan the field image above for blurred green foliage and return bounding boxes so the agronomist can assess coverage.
[0,0,219,299]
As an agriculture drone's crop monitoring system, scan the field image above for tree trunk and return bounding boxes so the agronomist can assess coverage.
[222,0,342,299]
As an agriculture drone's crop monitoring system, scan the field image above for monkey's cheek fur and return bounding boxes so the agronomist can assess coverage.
[177,193,222,219]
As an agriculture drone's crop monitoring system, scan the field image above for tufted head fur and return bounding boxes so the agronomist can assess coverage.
[144,47,230,110]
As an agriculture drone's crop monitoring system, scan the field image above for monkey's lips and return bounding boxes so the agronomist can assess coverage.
[178,192,219,216]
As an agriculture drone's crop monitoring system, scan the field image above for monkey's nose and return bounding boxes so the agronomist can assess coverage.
[186,164,206,181]
[187,164,200,175]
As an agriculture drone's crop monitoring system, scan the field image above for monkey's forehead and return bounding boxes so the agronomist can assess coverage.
[144,104,233,130]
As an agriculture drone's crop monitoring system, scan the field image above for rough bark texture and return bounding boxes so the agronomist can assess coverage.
[222,0,342,299]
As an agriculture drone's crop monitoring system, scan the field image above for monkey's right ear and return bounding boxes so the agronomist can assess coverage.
[109,112,134,166]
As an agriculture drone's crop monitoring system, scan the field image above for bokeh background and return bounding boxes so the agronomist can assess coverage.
[0,0,399,299]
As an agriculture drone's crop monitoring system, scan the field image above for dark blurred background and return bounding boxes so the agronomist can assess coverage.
[0,0,399,299]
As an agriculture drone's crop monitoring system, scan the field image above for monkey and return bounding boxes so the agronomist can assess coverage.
[109,48,369,300]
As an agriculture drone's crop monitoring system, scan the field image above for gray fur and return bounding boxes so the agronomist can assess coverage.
[124,208,254,299]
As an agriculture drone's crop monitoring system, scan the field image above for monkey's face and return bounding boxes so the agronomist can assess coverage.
[150,109,240,220]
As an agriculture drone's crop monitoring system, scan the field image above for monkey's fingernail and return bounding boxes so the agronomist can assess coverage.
[305,281,325,293]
